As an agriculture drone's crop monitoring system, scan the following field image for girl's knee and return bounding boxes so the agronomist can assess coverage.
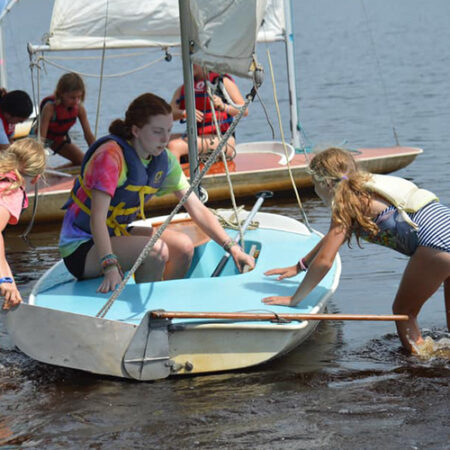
[145,240,170,265]
[179,237,194,260]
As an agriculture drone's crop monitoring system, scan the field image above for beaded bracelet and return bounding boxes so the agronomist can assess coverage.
[296,258,308,273]
[100,253,117,265]
[103,262,124,277]
[222,239,238,252]
[0,276,13,284]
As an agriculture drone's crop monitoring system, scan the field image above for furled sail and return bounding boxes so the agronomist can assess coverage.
[188,0,269,77]
[45,0,286,54]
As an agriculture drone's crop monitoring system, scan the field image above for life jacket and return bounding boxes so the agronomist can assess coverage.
[178,72,233,136]
[63,135,169,237]
[40,95,78,143]
[365,174,438,230]
[0,109,15,140]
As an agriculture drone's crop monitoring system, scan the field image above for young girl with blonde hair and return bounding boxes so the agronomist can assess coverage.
[263,147,450,353]
[0,138,46,309]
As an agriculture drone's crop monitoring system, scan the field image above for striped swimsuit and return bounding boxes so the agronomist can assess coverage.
[362,201,450,256]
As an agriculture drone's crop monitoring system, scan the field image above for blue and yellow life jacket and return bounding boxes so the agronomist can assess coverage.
[63,134,169,236]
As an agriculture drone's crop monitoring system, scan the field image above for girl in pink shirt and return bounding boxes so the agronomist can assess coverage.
[0,139,46,309]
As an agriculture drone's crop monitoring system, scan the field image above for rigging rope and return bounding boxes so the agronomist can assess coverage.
[205,78,244,245]
[96,84,258,319]
[266,49,312,232]
[95,0,110,138]
[34,53,167,79]
[360,0,400,146]
[21,55,45,243]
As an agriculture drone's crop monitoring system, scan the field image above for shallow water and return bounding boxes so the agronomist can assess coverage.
[1,0,449,448]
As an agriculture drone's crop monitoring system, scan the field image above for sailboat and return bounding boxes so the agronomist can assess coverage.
[0,0,35,139]
[2,0,342,381]
[19,0,422,225]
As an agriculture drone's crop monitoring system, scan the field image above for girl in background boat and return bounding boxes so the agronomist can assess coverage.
[0,138,46,309]
[59,92,254,293]
[34,72,95,166]
[168,64,248,163]
[263,147,450,353]
[0,89,34,151]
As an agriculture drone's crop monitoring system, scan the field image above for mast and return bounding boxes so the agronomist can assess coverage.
[0,24,6,88]
[178,0,200,197]
[283,0,301,149]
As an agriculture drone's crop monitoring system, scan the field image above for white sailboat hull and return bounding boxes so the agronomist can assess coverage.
[3,212,341,380]
[4,299,328,380]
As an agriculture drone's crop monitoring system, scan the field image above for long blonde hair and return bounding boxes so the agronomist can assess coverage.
[309,147,378,244]
[0,139,47,194]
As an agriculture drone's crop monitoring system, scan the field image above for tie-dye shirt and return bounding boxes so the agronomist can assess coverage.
[59,140,189,258]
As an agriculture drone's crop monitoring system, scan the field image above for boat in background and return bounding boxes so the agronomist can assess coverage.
[0,0,35,139]
[19,0,422,226]
[20,143,421,224]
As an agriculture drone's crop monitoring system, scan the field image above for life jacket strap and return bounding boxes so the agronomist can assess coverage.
[125,184,159,221]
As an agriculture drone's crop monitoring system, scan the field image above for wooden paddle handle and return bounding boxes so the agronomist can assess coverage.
[150,310,410,322]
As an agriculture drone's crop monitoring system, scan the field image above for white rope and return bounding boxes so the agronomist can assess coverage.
[211,206,259,231]
[96,89,256,319]
[266,49,312,232]
[360,0,400,146]
[36,54,166,79]
[94,0,110,138]
[206,79,244,246]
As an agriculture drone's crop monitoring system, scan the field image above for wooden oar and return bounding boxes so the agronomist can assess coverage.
[211,190,273,277]
[150,310,409,322]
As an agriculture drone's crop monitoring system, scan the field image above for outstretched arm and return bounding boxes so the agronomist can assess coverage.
[90,189,123,293]
[179,189,254,272]
[263,222,346,306]
[264,237,326,281]
[220,77,249,117]
[0,207,22,309]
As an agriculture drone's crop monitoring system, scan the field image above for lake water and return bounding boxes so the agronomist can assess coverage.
[0,0,449,448]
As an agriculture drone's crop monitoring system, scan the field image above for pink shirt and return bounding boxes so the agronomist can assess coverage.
[0,173,28,225]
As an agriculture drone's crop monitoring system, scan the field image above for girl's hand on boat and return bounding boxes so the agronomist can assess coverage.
[1,283,22,310]
[264,265,297,280]
[97,267,123,293]
[261,295,293,306]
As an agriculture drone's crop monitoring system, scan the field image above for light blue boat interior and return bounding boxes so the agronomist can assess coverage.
[33,228,338,326]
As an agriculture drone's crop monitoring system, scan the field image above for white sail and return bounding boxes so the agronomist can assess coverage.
[45,0,285,52]
[189,0,269,77]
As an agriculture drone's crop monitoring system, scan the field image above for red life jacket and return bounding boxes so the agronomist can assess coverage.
[0,109,15,140]
[40,95,78,144]
[178,72,233,136]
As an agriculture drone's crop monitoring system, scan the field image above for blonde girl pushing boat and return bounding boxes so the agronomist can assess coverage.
[263,147,450,353]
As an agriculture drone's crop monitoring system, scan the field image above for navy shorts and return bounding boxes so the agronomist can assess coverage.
[63,240,94,280]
